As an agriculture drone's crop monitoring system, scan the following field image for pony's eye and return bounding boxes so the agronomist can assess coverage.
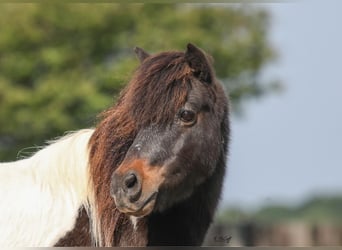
[179,109,196,125]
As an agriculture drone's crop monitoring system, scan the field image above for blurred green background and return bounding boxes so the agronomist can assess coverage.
[0,3,278,161]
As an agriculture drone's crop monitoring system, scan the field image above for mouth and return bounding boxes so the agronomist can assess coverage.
[116,192,158,217]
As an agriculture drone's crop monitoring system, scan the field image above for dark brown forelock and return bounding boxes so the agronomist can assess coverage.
[125,51,192,128]
[88,50,193,246]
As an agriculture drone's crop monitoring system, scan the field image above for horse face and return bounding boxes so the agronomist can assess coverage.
[110,43,227,218]
[111,82,225,217]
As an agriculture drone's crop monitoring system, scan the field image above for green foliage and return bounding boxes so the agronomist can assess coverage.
[216,206,251,224]
[0,4,277,161]
[217,195,342,225]
[295,196,342,224]
[253,204,296,224]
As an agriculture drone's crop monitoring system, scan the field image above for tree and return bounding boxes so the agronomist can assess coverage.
[0,4,278,161]
[217,195,342,225]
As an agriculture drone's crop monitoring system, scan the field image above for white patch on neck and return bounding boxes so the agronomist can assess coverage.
[130,216,139,231]
[0,129,94,247]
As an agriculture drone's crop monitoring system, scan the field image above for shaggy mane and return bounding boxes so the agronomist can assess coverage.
[88,51,196,246]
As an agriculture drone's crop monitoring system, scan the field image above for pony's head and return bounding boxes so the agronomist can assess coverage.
[109,44,228,218]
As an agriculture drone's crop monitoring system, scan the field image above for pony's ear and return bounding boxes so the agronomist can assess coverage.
[185,43,213,84]
[134,47,150,63]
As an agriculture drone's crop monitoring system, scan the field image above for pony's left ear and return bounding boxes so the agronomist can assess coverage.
[134,47,150,63]
[185,43,213,84]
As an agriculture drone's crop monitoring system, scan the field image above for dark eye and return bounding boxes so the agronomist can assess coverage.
[179,109,197,125]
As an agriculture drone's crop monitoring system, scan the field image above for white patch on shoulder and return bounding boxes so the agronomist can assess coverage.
[130,216,139,231]
[0,129,94,247]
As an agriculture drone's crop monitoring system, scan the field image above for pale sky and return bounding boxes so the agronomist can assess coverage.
[221,0,342,209]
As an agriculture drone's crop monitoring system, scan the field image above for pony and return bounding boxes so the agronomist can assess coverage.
[0,43,230,247]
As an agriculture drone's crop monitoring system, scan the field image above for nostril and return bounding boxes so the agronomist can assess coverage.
[124,173,138,189]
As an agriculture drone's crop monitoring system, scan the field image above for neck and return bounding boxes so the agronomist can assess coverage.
[147,152,227,246]
[0,129,94,247]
